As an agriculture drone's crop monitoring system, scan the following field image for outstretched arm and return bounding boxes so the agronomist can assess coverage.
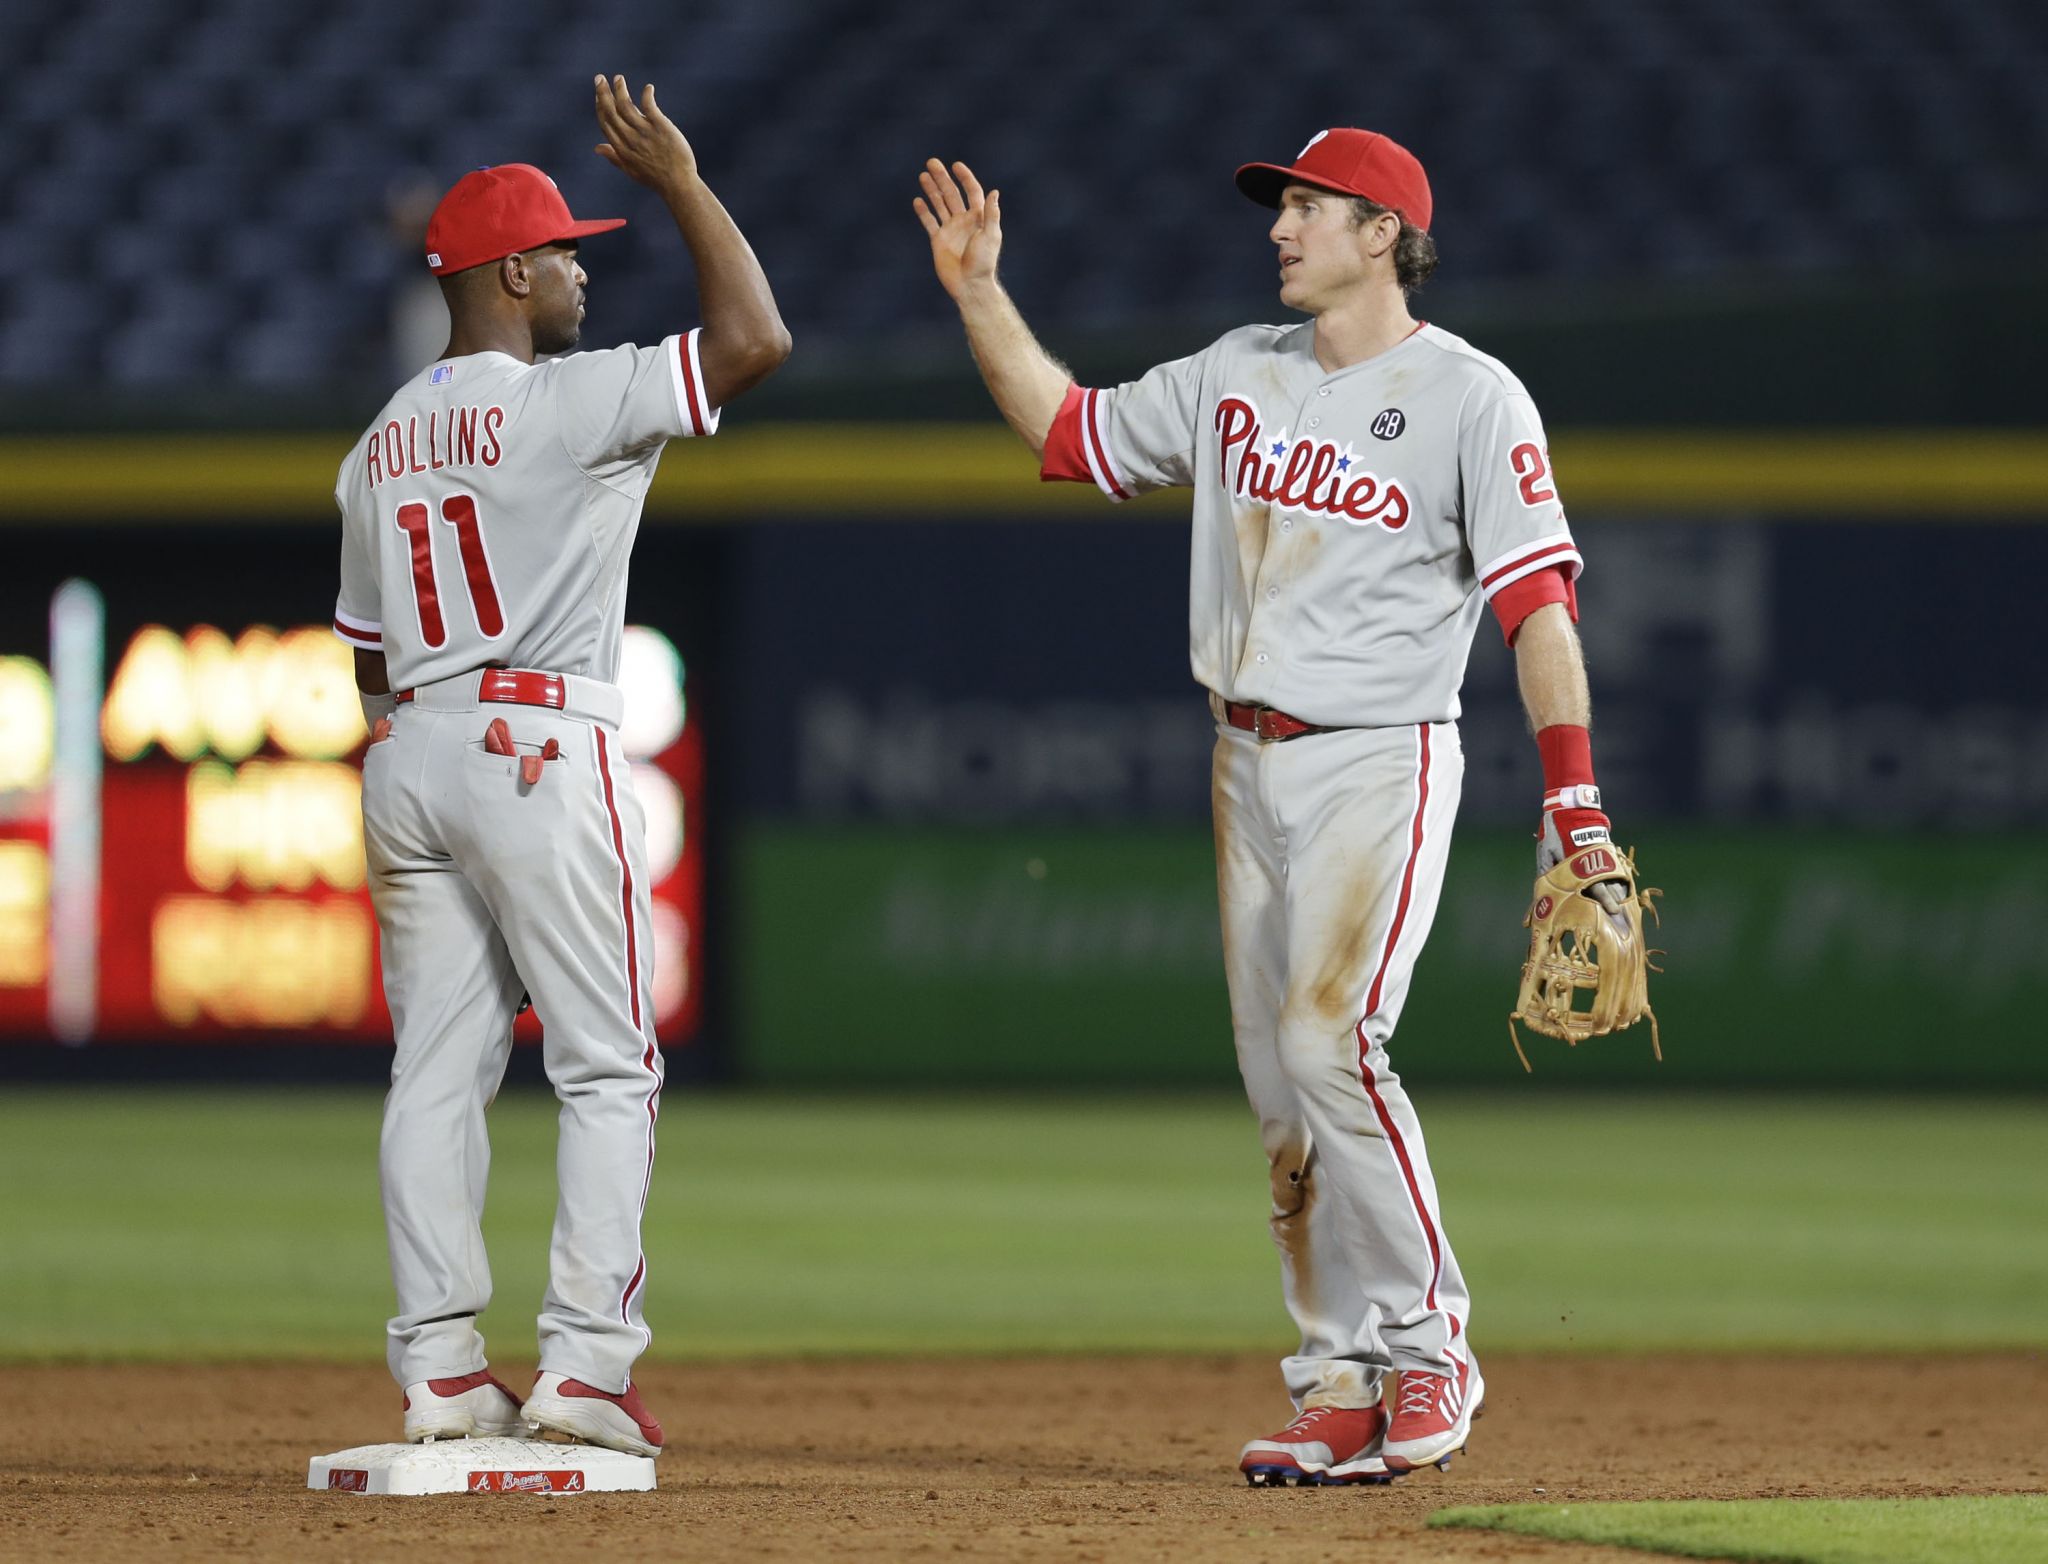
[595,75,791,410]
[915,159,1069,455]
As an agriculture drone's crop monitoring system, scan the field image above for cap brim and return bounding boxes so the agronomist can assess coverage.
[557,217,628,241]
[1233,162,1299,208]
[1234,162,1358,209]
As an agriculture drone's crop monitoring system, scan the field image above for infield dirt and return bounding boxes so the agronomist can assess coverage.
[2,1353,2041,1563]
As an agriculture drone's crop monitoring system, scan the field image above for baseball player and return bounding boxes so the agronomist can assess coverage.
[333,77,789,1456]
[916,130,1624,1485]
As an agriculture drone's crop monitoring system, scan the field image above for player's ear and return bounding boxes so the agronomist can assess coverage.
[500,253,533,300]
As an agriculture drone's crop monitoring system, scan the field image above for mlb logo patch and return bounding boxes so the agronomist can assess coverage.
[430,364,454,386]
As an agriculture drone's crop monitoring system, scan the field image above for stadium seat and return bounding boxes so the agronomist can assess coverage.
[0,0,2040,390]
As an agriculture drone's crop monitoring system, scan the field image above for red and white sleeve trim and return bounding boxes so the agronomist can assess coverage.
[1477,531,1582,600]
[666,329,722,439]
[1041,385,1131,501]
[332,607,382,649]
[1077,388,1131,502]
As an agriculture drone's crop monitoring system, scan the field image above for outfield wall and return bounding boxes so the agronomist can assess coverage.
[716,508,2047,1088]
[2,439,2042,1084]
[739,824,2048,1087]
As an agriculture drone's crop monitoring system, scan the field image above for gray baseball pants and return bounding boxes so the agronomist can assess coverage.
[1213,716,1474,1410]
[361,670,661,1395]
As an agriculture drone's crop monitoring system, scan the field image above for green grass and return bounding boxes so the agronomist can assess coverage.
[1431,1496,2048,1564]
[0,1089,2041,1360]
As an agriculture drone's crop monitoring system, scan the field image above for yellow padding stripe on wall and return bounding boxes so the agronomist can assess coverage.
[1,429,2043,520]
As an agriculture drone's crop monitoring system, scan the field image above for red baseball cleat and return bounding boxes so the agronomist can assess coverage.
[522,1371,664,1457]
[1382,1354,1485,1472]
[1238,1403,1393,1486]
[401,1369,526,1442]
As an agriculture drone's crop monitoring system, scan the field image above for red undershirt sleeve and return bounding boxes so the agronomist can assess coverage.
[1492,564,1578,646]
[1038,382,1093,484]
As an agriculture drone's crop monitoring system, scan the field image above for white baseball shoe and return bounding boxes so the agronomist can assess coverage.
[401,1369,526,1442]
[522,1371,664,1457]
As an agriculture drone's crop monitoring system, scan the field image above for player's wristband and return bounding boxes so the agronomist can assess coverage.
[1537,723,1598,811]
[360,689,398,730]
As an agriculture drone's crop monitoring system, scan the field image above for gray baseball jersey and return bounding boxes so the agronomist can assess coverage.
[1044,319,1578,1424]
[1058,321,1580,729]
[333,329,717,1401]
[332,329,718,683]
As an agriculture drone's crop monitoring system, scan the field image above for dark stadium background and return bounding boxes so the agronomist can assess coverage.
[3,0,2044,1087]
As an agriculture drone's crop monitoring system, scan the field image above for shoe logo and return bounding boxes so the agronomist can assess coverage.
[1397,1371,1461,1422]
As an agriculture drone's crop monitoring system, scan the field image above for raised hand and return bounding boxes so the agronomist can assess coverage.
[914,158,1002,299]
[594,75,698,191]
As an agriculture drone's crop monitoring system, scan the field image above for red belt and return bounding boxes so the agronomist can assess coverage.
[393,668,567,710]
[1223,700,1331,742]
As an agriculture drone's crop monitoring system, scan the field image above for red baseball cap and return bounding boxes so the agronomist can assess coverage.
[1235,129,1433,231]
[423,163,627,277]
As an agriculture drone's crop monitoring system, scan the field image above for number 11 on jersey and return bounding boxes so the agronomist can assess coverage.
[394,491,505,647]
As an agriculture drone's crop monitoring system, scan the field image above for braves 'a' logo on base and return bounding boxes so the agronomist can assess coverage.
[468,1469,588,1494]
[1215,396,1410,530]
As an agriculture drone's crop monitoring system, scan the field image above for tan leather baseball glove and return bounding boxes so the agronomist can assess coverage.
[1509,843,1662,1071]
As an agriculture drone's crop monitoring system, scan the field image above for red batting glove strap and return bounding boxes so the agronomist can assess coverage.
[1544,804,1612,848]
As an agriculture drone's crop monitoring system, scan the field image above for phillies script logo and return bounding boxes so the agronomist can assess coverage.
[468,1469,586,1494]
[326,1469,370,1492]
[1215,396,1410,530]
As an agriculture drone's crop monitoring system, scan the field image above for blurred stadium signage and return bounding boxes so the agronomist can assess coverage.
[738,823,2048,1088]
[0,610,702,1047]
